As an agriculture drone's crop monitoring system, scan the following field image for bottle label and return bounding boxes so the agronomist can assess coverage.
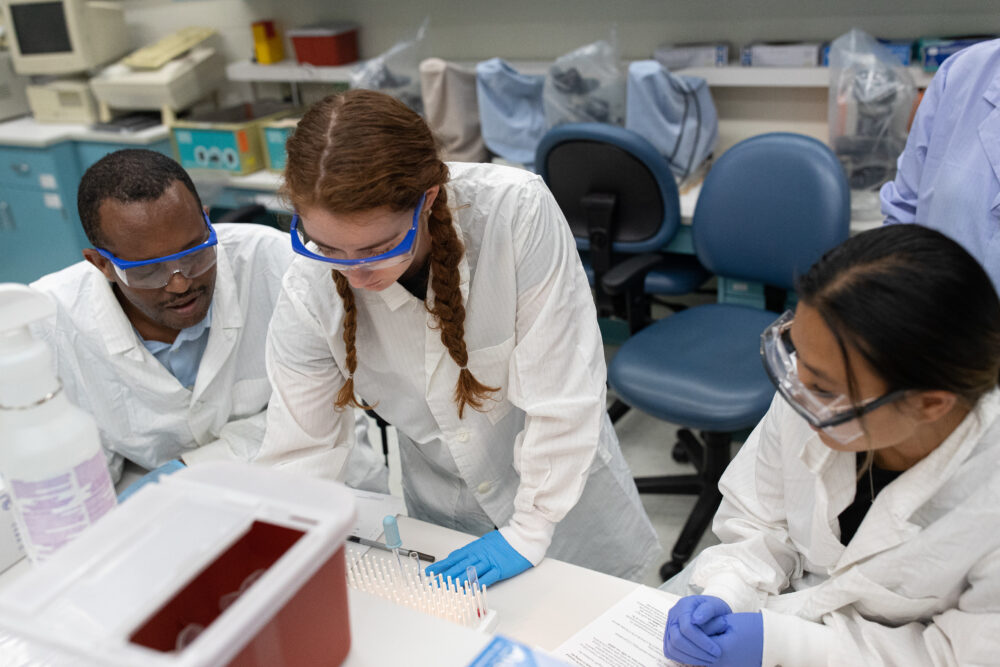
[7,451,117,562]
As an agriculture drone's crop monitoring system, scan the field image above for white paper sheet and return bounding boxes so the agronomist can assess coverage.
[554,585,691,667]
[350,489,406,540]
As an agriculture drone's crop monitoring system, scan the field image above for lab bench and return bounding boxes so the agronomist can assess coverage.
[0,116,171,284]
[0,511,670,665]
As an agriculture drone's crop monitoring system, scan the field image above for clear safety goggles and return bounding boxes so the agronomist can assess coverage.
[290,192,425,273]
[760,310,905,444]
[94,213,218,290]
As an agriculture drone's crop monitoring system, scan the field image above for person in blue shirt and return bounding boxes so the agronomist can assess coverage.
[880,38,1000,290]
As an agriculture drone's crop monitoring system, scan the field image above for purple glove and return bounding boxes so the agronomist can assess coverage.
[663,595,731,665]
[711,612,763,667]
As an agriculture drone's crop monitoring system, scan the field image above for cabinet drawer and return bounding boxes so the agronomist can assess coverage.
[0,185,88,284]
[0,145,62,189]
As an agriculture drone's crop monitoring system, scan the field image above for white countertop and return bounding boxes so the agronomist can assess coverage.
[0,115,170,148]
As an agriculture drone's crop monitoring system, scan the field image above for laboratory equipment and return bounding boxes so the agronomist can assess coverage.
[288,23,358,66]
[0,283,116,564]
[0,51,28,121]
[0,0,130,75]
[251,20,283,65]
[171,100,294,175]
[383,514,404,573]
[24,76,98,123]
[347,534,436,562]
[740,42,823,66]
[90,28,225,125]
[654,42,731,69]
[123,26,215,71]
[0,461,356,666]
[347,549,498,632]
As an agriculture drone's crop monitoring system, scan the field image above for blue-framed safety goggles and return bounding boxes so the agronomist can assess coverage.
[94,212,218,289]
[290,192,426,272]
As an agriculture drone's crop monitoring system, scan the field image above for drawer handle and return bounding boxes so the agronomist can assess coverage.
[0,201,13,231]
[10,163,30,175]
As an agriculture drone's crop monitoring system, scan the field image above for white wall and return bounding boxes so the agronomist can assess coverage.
[119,0,1000,66]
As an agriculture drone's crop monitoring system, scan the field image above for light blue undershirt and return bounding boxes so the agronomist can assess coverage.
[137,304,213,390]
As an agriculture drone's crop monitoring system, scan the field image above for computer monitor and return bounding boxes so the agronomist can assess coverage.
[1,0,131,75]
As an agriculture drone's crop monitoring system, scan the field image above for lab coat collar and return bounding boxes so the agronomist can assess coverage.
[361,210,472,312]
[836,390,1000,568]
[977,82,1000,212]
[191,245,243,399]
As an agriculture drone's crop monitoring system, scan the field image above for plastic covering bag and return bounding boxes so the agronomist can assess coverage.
[350,18,429,114]
[828,28,915,199]
[543,37,626,128]
[475,58,546,168]
[419,58,488,162]
[625,60,718,182]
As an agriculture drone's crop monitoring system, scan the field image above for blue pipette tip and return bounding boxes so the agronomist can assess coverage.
[383,514,402,549]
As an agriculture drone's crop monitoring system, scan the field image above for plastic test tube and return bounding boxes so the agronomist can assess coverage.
[383,514,404,574]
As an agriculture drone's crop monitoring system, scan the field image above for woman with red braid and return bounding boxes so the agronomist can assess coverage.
[257,90,660,585]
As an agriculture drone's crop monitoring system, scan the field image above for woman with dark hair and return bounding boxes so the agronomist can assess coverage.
[255,90,660,585]
[663,224,1000,666]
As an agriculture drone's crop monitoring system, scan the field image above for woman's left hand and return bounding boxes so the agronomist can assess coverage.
[425,530,532,587]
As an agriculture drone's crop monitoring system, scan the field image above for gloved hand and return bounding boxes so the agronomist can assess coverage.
[663,595,731,665]
[710,612,763,667]
[117,459,186,502]
[425,530,532,587]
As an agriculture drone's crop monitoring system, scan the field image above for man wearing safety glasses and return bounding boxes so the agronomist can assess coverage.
[29,150,386,492]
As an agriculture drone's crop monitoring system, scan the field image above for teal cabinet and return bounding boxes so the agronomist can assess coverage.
[0,184,87,283]
[0,141,85,284]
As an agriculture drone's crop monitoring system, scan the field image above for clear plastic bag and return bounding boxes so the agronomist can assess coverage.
[543,36,626,128]
[350,18,429,114]
[828,28,916,198]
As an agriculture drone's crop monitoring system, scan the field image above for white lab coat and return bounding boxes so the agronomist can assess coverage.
[687,392,1000,667]
[29,223,385,489]
[259,162,661,580]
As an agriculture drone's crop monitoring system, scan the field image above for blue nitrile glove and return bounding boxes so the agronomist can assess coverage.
[710,612,763,667]
[117,460,186,502]
[663,595,731,665]
[425,530,532,587]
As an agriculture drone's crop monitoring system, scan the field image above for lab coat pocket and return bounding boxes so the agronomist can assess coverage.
[467,335,515,425]
[230,377,272,418]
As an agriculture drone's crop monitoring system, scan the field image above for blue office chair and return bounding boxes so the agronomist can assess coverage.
[536,123,710,332]
[607,132,850,580]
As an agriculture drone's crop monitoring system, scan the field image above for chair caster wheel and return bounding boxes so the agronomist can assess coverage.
[671,442,689,463]
[659,560,685,581]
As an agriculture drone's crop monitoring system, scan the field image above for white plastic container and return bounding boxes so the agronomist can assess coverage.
[0,284,116,564]
[0,461,357,666]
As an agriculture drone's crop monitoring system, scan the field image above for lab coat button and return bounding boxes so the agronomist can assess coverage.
[477,481,491,494]
[456,429,470,443]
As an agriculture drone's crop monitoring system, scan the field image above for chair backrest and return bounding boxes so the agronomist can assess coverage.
[419,58,488,163]
[692,132,850,290]
[475,58,546,168]
[534,122,680,253]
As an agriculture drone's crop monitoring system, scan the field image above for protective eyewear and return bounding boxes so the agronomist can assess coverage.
[289,192,426,272]
[94,213,218,290]
[760,310,905,444]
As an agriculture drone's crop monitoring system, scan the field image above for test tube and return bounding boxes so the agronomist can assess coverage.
[383,515,405,575]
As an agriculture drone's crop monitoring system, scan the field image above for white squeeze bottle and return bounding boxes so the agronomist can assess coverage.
[0,283,116,563]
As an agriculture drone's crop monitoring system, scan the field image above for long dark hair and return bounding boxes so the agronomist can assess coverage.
[796,224,1000,409]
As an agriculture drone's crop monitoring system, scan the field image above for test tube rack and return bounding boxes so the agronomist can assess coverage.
[346,551,498,632]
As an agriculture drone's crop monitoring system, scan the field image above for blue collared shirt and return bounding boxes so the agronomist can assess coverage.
[138,304,213,390]
[880,39,1000,290]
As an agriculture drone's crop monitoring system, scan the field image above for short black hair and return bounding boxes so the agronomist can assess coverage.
[77,149,203,248]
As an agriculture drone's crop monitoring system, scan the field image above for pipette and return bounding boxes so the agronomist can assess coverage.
[383,514,404,574]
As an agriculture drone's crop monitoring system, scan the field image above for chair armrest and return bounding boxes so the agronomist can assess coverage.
[602,253,666,296]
